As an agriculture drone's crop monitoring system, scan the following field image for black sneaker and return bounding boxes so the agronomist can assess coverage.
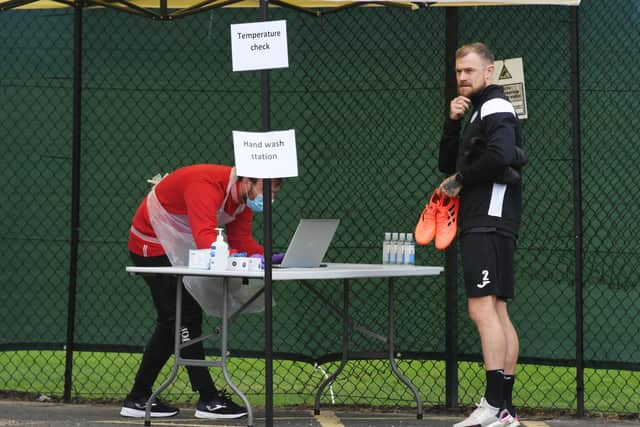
[120,396,179,418]
[195,390,248,419]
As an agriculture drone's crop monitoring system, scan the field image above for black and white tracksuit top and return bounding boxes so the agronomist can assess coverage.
[439,84,523,238]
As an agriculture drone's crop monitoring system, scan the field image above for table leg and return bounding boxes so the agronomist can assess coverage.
[387,277,423,419]
[314,279,350,415]
[219,278,254,427]
[145,275,183,426]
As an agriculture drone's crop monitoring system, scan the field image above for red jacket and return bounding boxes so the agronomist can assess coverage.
[128,164,263,257]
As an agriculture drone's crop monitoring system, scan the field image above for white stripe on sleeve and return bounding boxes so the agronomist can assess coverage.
[481,98,516,119]
[488,183,507,217]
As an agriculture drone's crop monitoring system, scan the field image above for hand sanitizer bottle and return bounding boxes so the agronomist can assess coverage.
[210,228,229,272]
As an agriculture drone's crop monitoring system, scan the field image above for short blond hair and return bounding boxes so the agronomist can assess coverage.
[455,42,495,65]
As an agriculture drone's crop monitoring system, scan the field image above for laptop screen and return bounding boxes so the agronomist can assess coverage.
[275,219,340,268]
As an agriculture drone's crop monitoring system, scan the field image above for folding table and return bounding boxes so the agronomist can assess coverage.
[126,263,443,426]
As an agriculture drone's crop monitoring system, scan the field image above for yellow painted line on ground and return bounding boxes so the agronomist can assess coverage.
[522,421,551,427]
[314,410,346,427]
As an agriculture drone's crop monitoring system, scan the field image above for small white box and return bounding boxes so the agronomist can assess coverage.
[188,249,210,269]
[247,257,263,272]
[227,257,249,272]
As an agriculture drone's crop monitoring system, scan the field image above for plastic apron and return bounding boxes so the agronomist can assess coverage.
[146,167,265,318]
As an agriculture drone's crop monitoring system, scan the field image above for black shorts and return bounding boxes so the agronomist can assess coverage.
[460,232,516,299]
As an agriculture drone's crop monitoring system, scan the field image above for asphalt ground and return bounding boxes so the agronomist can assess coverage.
[1,400,639,427]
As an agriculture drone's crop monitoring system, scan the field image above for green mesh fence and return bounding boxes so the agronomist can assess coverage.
[1,1,639,416]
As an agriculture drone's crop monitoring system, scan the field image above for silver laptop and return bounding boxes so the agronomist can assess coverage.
[273,219,340,268]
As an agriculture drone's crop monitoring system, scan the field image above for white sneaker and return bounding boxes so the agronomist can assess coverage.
[453,397,499,427]
[487,409,520,427]
[486,408,521,427]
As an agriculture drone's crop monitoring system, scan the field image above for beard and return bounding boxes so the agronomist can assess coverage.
[458,82,486,97]
[458,85,473,97]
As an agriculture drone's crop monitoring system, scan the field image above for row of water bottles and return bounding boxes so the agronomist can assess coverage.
[382,232,415,265]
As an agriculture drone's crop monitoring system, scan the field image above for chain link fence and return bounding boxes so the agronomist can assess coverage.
[1,0,639,416]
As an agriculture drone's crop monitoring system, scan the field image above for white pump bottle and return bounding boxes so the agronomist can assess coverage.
[210,228,229,272]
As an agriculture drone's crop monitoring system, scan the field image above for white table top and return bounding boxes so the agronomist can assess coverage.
[126,263,443,281]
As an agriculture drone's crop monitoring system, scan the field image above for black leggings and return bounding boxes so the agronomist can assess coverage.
[128,252,216,400]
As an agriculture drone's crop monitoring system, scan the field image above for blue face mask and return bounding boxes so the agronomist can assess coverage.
[247,193,264,213]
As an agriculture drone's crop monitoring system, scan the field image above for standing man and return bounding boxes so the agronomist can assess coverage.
[439,43,524,427]
[122,164,282,420]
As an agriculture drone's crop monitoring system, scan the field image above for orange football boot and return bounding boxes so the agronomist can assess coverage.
[415,189,441,245]
[434,195,460,250]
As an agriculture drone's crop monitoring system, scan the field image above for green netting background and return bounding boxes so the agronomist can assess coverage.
[1,0,639,415]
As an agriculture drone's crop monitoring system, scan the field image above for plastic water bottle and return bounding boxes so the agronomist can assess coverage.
[382,232,392,264]
[390,232,399,264]
[210,228,229,272]
[404,233,415,265]
[398,233,406,264]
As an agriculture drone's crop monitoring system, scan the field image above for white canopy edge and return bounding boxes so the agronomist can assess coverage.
[4,0,580,10]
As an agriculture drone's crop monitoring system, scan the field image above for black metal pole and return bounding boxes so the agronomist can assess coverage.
[63,0,83,403]
[259,1,273,426]
[570,5,584,418]
[443,7,458,410]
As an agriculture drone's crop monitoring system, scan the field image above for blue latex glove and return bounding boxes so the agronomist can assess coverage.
[272,252,285,264]
[249,253,286,269]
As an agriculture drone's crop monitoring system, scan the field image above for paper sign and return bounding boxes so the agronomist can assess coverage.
[231,20,289,72]
[493,57,528,119]
[233,129,298,178]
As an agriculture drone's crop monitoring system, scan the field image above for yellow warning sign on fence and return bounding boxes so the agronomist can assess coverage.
[493,57,527,119]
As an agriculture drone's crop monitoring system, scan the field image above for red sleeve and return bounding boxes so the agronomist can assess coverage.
[225,207,264,255]
[183,177,227,249]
